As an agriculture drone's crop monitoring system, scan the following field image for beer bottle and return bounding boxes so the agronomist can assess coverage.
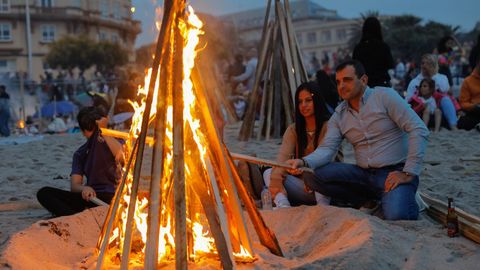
[446,197,459,237]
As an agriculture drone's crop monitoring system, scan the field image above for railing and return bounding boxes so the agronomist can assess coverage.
[5,5,141,33]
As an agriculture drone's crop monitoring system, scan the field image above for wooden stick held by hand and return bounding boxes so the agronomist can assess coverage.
[90,197,108,206]
[230,152,314,173]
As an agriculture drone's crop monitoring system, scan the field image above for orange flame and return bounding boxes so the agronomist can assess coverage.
[107,5,254,265]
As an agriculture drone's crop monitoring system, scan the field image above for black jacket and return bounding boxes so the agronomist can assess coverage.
[353,39,395,88]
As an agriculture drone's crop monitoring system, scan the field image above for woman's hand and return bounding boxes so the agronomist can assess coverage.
[286,159,304,175]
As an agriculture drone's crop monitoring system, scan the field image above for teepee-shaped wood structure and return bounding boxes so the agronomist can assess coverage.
[94,1,282,269]
[239,0,308,141]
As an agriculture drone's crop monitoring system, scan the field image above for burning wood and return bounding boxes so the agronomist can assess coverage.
[95,1,282,269]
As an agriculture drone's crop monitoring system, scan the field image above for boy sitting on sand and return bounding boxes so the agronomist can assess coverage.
[37,106,124,217]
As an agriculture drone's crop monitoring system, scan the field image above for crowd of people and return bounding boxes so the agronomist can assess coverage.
[0,69,141,136]
[232,17,480,221]
[29,16,480,223]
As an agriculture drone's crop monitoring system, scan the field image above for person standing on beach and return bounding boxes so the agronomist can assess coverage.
[286,60,429,220]
[0,85,11,137]
[352,17,395,88]
[37,106,124,217]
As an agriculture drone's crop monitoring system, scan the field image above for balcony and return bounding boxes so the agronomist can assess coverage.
[2,5,141,35]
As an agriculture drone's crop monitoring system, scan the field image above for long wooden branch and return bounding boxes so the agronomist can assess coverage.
[101,128,313,173]
[230,152,314,173]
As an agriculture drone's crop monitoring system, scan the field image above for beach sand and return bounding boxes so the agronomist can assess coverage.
[1,123,479,269]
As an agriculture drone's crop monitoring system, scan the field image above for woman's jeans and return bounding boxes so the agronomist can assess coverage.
[440,96,457,127]
[303,162,419,220]
[263,168,316,206]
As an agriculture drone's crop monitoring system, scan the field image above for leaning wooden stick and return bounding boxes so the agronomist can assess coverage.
[100,128,154,145]
[90,197,108,207]
[230,152,314,173]
[101,128,313,173]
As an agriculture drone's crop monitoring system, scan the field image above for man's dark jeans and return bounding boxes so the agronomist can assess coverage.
[303,162,419,220]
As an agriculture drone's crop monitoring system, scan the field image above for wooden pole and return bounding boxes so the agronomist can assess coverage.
[99,128,315,173]
[230,152,313,173]
[276,1,297,102]
[119,0,174,266]
[204,157,235,268]
[265,64,275,140]
[144,2,175,268]
[192,69,254,256]
[238,0,273,141]
[283,0,307,83]
[256,23,276,140]
[172,4,187,269]
[96,140,138,270]
[225,150,284,257]
[272,32,282,139]
[238,20,274,141]
[280,61,294,126]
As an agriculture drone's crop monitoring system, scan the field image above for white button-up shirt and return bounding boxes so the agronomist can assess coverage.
[304,87,429,176]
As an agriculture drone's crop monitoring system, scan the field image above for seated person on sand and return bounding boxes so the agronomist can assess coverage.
[238,82,341,207]
[408,78,442,132]
[37,106,124,217]
[458,56,480,130]
[287,60,429,221]
[405,54,458,131]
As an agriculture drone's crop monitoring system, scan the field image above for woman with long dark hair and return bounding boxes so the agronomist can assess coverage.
[353,16,395,88]
[264,81,334,207]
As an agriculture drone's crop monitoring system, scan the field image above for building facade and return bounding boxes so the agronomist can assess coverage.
[221,0,358,74]
[0,0,140,81]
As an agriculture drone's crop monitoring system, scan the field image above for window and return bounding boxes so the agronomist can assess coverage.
[296,33,303,45]
[72,0,81,8]
[0,23,12,41]
[113,2,121,19]
[111,33,119,43]
[336,29,347,41]
[99,0,109,17]
[41,25,55,42]
[306,32,317,44]
[99,32,107,41]
[0,0,10,12]
[0,60,7,67]
[41,0,53,8]
[321,30,331,43]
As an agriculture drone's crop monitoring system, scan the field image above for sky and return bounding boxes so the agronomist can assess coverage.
[132,0,479,47]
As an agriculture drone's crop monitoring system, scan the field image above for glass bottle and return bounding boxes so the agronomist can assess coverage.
[261,187,273,210]
[446,197,459,237]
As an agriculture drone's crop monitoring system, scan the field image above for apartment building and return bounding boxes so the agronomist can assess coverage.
[0,0,141,81]
[221,0,358,73]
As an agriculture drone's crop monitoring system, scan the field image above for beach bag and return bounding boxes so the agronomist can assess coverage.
[408,94,425,114]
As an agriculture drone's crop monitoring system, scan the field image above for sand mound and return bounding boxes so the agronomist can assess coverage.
[3,205,479,269]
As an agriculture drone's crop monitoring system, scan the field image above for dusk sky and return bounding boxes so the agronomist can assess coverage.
[132,0,479,47]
